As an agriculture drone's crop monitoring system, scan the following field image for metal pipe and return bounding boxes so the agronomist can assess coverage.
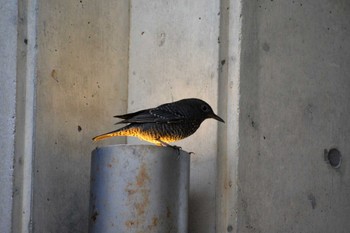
[88,145,190,233]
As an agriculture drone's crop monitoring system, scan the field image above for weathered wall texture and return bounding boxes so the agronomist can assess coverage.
[128,1,220,232]
[33,1,129,232]
[2,0,350,232]
[238,1,350,232]
[0,1,17,232]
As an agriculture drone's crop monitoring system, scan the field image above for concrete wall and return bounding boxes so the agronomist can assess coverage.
[0,1,18,232]
[2,0,350,232]
[215,0,242,232]
[33,0,129,232]
[238,1,350,232]
[128,1,221,232]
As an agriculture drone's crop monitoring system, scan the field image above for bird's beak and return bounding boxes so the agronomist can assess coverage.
[211,113,225,123]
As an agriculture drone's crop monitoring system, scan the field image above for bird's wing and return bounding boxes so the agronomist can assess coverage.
[114,104,186,124]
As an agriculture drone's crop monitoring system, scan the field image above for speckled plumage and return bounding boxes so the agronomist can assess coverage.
[92,98,224,146]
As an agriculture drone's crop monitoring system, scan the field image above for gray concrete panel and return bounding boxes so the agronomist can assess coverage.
[33,1,130,232]
[216,0,242,232]
[0,0,18,232]
[238,1,350,232]
[128,1,221,232]
[7,0,350,232]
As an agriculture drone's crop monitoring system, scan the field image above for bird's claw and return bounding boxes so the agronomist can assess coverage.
[167,145,182,157]
[168,145,182,151]
[157,139,182,153]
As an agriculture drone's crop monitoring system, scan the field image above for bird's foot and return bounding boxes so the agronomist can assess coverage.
[167,144,182,150]
[157,139,181,150]
[155,140,195,155]
[168,144,182,157]
[156,139,182,156]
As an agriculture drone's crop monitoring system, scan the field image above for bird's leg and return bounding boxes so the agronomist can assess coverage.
[155,139,195,156]
[156,139,181,149]
[156,139,182,154]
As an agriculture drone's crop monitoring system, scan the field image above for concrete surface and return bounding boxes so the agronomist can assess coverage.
[128,1,220,232]
[0,1,18,232]
[216,0,242,232]
[11,0,38,232]
[238,0,350,232]
[32,0,129,232]
[2,0,350,232]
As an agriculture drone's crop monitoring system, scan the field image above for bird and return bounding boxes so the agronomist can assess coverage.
[92,98,224,147]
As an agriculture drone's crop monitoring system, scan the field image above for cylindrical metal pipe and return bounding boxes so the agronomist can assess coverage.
[88,145,190,233]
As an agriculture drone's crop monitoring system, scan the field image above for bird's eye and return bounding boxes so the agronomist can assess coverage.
[201,104,209,112]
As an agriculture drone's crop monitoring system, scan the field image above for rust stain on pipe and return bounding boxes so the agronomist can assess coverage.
[136,163,150,187]
[124,162,151,229]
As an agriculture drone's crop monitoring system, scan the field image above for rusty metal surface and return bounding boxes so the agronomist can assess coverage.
[89,145,190,233]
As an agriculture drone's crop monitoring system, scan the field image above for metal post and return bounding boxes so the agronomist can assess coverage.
[88,145,190,233]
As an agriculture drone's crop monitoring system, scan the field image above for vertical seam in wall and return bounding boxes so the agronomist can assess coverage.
[127,0,133,112]
[125,0,132,144]
[216,0,242,232]
[13,0,38,232]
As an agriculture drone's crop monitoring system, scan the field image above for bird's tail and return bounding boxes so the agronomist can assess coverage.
[92,125,139,141]
[92,129,124,141]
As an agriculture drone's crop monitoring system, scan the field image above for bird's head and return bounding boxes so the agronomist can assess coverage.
[181,98,225,123]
